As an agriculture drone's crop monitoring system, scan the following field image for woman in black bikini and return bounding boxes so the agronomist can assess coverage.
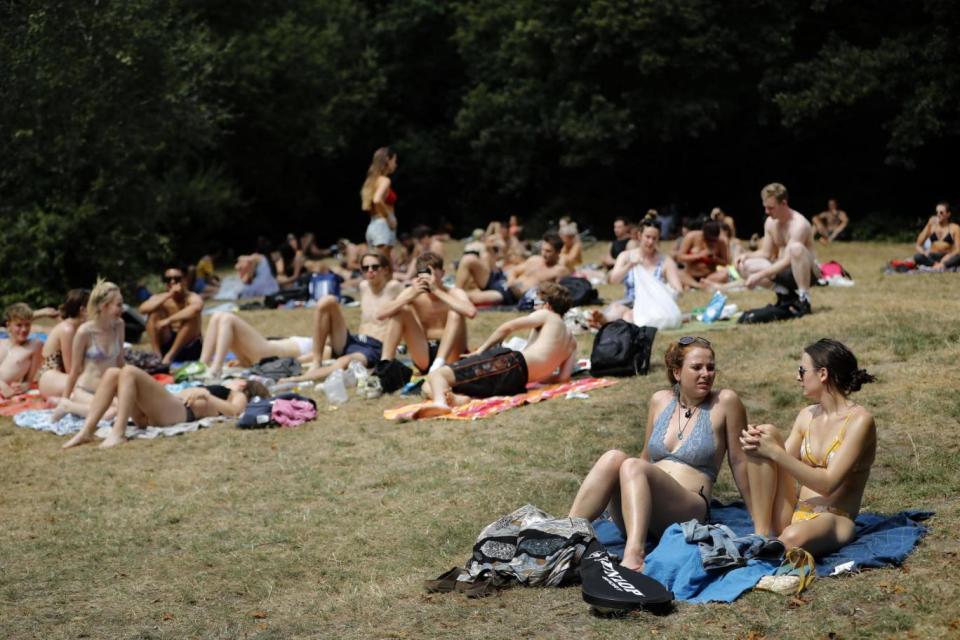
[63,365,269,449]
[914,201,960,269]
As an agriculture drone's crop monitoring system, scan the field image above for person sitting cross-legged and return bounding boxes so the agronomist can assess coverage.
[378,252,477,375]
[423,282,577,409]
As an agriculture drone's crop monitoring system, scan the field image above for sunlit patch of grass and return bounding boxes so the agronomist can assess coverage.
[1,241,958,639]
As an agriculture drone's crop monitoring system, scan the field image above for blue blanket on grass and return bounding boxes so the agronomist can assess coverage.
[594,501,931,603]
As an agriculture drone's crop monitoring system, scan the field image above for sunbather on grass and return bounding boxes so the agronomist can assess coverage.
[740,338,876,557]
[568,337,751,571]
[62,365,268,449]
[200,312,314,379]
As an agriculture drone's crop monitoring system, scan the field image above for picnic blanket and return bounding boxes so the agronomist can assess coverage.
[594,501,931,603]
[383,377,617,421]
[14,409,225,439]
[0,387,54,416]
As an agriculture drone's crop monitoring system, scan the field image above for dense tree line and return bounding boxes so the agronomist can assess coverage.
[2,0,958,305]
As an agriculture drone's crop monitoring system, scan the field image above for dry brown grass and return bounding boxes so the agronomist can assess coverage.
[2,240,959,639]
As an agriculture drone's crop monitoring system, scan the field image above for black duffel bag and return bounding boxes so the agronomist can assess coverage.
[590,320,656,377]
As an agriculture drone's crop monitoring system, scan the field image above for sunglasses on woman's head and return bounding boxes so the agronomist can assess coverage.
[678,336,711,347]
[361,264,381,272]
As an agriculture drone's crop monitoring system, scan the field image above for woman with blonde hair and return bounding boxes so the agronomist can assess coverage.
[52,280,126,420]
[360,146,399,261]
[568,337,751,570]
[63,366,268,449]
[38,289,89,399]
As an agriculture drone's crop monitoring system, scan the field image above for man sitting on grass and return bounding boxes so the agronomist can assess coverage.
[0,303,43,398]
[377,252,477,374]
[423,282,577,409]
[139,265,204,365]
[284,252,401,383]
[460,231,570,307]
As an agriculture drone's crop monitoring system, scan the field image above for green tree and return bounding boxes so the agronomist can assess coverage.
[0,0,236,305]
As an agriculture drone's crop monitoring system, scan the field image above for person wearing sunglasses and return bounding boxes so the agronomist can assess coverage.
[377,251,476,375]
[284,252,402,383]
[568,336,751,571]
[739,339,876,557]
[139,266,204,365]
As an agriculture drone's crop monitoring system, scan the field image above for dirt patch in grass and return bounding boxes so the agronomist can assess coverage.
[2,241,958,638]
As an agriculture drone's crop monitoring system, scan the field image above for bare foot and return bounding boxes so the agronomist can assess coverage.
[62,431,95,449]
[50,399,69,423]
[620,552,645,572]
[443,390,473,407]
[98,434,127,449]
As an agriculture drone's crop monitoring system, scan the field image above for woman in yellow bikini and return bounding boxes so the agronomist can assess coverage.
[740,338,876,556]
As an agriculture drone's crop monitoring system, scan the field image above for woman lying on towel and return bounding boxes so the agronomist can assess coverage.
[63,365,269,449]
[568,337,751,571]
[740,339,876,556]
[200,312,316,379]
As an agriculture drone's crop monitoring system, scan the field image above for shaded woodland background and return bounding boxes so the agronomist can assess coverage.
[2,0,959,305]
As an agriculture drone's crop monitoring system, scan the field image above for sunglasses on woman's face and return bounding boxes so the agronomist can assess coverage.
[361,264,381,272]
[678,336,711,347]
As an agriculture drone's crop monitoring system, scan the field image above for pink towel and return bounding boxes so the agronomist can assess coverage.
[271,398,317,426]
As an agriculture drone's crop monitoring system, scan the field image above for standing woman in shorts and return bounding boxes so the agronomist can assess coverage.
[740,339,876,556]
[361,147,399,262]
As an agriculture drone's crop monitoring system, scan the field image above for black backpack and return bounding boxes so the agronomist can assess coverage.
[590,320,656,377]
[559,276,599,307]
[373,359,413,393]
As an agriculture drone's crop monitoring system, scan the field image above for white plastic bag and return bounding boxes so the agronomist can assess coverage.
[631,265,682,329]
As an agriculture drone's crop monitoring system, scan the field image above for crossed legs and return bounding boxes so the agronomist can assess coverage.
[201,312,279,376]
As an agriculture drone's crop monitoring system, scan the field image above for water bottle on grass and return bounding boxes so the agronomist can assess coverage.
[322,370,349,405]
[703,291,727,324]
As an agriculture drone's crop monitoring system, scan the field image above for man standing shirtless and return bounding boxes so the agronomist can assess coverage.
[287,252,401,382]
[462,232,570,306]
[139,265,204,364]
[424,282,578,408]
[736,183,819,316]
[378,252,477,374]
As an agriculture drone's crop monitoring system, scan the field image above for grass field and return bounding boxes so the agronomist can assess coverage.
[2,241,959,639]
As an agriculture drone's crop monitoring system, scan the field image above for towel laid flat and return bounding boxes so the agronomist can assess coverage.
[383,377,617,421]
[594,501,931,603]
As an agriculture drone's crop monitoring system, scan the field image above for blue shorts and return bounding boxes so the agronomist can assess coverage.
[484,270,518,306]
[365,217,395,248]
[337,333,383,366]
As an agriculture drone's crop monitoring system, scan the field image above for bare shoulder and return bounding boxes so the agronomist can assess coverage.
[716,388,743,407]
[384,280,404,297]
[848,405,876,433]
[650,388,674,409]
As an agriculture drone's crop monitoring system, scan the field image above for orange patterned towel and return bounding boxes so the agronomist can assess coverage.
[0,385,54,417]
[383,377,617,421]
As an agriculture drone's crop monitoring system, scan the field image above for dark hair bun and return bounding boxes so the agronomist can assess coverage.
[848,368,876,393]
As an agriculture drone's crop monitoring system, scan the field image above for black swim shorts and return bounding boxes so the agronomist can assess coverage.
[450,347,528,398]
